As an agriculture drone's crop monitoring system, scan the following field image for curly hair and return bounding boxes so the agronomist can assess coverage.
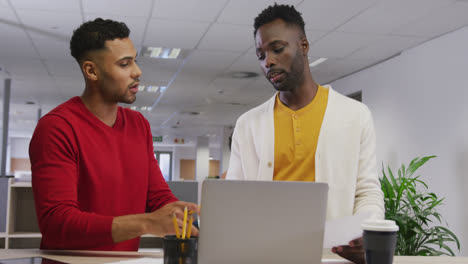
[253,3,305,37]
[70,18,130,62]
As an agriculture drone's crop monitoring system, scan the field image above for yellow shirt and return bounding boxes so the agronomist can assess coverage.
[273,85,329,182]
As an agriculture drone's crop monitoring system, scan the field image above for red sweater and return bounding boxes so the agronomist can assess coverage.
[29,97,178,251]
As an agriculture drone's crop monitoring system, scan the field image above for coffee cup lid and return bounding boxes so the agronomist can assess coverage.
[361,219,399,232]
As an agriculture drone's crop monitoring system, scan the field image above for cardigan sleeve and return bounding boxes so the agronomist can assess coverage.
[353,106,385,219]
[226,118,246,180]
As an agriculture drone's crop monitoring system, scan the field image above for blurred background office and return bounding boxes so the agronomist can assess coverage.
[0,0,467,255]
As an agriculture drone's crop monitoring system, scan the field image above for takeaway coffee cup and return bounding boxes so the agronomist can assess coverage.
[162,235,198,264]
[362,219,399,264]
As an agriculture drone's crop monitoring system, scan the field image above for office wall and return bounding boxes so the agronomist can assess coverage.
[331,25,468,256]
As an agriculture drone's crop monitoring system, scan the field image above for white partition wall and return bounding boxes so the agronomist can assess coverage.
[331,25,468,256]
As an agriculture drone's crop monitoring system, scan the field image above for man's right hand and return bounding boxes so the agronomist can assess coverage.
[111,201,200,244]
[144,201,200,237]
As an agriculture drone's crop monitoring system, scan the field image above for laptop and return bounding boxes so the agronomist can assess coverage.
[198,180,328,264]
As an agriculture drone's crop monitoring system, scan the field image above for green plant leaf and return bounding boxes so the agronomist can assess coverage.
[380,155,459,256]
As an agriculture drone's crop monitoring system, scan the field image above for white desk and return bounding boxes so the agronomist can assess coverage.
[0,249,467,264]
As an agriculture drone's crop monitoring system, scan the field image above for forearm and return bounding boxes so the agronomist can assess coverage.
[112,213,149,244]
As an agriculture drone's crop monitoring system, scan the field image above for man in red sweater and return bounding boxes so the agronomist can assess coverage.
[29,18,199,251]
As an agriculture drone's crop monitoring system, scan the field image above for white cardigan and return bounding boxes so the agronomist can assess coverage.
[226,86,384,220]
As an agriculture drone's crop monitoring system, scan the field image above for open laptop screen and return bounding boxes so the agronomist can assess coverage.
[198,180,328,264]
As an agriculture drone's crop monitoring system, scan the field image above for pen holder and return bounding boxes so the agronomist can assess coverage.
[163,235,198,264]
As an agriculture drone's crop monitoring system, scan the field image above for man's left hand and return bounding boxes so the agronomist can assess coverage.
[332,237,365,264]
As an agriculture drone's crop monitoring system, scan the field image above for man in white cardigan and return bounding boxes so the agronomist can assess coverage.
[226,4,384,264]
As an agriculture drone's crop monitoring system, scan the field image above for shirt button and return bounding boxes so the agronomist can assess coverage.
[296,127,300,132]
[268,162,272,168]
[296,141,301,145]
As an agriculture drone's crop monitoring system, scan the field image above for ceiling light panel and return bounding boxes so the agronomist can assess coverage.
[140,46,187,60]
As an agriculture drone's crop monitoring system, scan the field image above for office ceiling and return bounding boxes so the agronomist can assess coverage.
[1,0,468,136]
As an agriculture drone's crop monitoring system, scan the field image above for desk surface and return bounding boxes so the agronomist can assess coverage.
[0,249,467,264]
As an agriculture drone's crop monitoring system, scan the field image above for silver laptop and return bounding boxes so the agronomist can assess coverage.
[198,180,328,264]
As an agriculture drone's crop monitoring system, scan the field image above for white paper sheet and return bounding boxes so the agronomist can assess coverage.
[323,212,371,248]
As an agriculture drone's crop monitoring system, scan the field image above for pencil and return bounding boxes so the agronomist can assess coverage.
[182,206,188,239]
[187,216,194,239]
[172,212,180,238]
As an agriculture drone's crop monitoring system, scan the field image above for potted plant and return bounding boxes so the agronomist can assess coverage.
[380,155,460,256]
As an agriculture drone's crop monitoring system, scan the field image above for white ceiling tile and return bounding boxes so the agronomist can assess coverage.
[45,59,81,77]
[337,0,455,34]
[392,1,468,38]
[308,32,380,59]
[305,30,329,45]
[85,14,147,45]
[10,0,80,12]
[0,0,9,8]
[182,50,240,76]
[136,57,182,85]
[311,58,377,84]
[144,19,210,49]
[0,57,48,77]
[138,58,181,77]
[0,6,20,24]
[158,75,213,106]
[58,81,83,92]
[0,19,38,58]
[82,0,153,17]
[29,32,72,61]
[198,23,252,52]
[347,35,425,61]
[140,68,177,84]
[52,75,83,85]
[10,79,59,105]
[153,0,228,22]
[133,92,160,107]
[225,47,263,75]
[297,0,377,31]
[217,0,302,25]
[17,9,82,37]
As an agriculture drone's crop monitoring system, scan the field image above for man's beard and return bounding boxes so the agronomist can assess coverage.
[272,50,305,92]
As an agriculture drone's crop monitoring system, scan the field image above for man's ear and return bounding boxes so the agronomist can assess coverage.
[82,60,98,81]
[301,37,309,56]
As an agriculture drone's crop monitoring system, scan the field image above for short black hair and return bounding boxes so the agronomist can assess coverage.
[253,3,305,37]
[70,18,130,62]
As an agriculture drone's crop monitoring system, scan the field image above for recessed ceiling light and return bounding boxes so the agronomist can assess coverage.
[146,86,159,93]
[168,48,181,59]
[309,58,328,68]
[140,46,186,59]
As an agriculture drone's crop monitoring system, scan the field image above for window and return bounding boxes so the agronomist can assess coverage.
[155,151,172,181]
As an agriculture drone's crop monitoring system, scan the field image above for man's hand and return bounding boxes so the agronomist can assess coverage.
[112,201,200,243]
[332,237,365,264]
[144,201,200,237]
